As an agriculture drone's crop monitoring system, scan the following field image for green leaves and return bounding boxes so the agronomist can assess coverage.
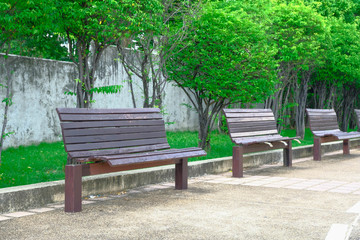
[167,1,277,104]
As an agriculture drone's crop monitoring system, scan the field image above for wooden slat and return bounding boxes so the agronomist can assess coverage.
[59,113,162,121]
[61,120,165,129]
[63,125,165,137]
[64,131,166,144]
[56,108,160,114]
[230,130,278,138]
[66,138,168,152]
[101,147,202,160]
[108,149,206,166]
[335,131,360,140]
[306,108,335,113]
[233,135,293,145]
[227,117,275,123]
[69,143,171,159]
[229,125,277,134]
[224,112,274,118]
[223,109,273,113]
[228,122,277,133]
[310,124,339,132]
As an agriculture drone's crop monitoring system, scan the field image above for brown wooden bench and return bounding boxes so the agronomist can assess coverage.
[306,108,360,161]
[56,108,206,212]
[223,108,298,178]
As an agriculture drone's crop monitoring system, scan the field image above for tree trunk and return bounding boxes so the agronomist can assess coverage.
[295,70,311,139]
[340,84,357,131]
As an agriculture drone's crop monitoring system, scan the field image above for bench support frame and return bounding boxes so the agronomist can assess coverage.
[64,158,189,213]
[313,137,350,161]
[232,140,292,178]
[65,165,82,213]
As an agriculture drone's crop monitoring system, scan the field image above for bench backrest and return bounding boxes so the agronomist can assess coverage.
[56,108,170,160]
[223,109,279,139]
[306,108,340,132]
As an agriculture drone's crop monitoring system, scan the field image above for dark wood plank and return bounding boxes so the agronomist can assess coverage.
[310,125,339,132]
[223,109,273,113]
[224,112,274,118]
[69,143,171,159]
[306,108,336,113]
[61,119,165,129]
[63,125,165,137]
[230,130,278,138]
[228,122,278,133]
[57,108,160,114]
[233,135,294,145]
[64,131,167,144]
[108,149,206,166]
[100,147,203,160]
[228,121,277,128]
[227,117,275,123]
[59,113,163,121]
[66,138,168,152]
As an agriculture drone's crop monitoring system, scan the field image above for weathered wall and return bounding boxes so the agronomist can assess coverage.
[0,47,198,149]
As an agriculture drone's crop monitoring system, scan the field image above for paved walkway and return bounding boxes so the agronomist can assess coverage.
[2,150,360,239]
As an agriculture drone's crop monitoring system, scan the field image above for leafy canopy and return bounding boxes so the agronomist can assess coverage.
[167,1,278,103]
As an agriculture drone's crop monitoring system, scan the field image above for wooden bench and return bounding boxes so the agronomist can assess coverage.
[223,108,298,178]
[306,108,360,161]
[56,108,206,212]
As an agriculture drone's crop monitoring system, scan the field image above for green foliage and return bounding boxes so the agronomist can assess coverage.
[325,17,360,84]
[167,1,277,104]
[88,85,123,95]
[270,1,327,68]
[304,0,357,23]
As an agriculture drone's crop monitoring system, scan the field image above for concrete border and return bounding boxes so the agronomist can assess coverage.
[1,139,360,214]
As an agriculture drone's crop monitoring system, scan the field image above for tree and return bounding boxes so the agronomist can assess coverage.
[46,0,162,108]
[323,18,360,130]
[167,1,277,149]
[266,1,327,138]
[117,0,198,109]
[0,0,44,162]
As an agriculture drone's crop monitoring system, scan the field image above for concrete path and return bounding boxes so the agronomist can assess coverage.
[2,150,360,239]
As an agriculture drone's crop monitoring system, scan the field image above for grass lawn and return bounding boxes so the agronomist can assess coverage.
[0,129,314,188]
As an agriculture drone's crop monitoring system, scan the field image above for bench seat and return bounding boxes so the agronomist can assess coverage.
[57,108,206,212]
[311,129,360,139]
[233,134,297,145]
[306,108,360,160]
[77,147,206,166]
[223,108,298,177]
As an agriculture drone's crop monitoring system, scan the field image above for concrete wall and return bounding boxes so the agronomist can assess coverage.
[0,47,198,148]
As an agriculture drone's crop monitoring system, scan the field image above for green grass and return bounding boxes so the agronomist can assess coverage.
[0,142,67,188]
[0,129,314,188]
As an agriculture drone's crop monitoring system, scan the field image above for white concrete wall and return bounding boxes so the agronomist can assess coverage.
[0,47,198,149]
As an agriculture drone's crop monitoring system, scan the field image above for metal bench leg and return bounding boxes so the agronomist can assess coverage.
[283,140,292,167]
[343,139,350,155]
[175,158,188,190]
[313,137,321,161]
[233,146,243,178]
[65,165,82,213]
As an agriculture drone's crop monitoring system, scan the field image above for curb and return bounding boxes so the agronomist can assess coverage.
[1,139,360,214]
